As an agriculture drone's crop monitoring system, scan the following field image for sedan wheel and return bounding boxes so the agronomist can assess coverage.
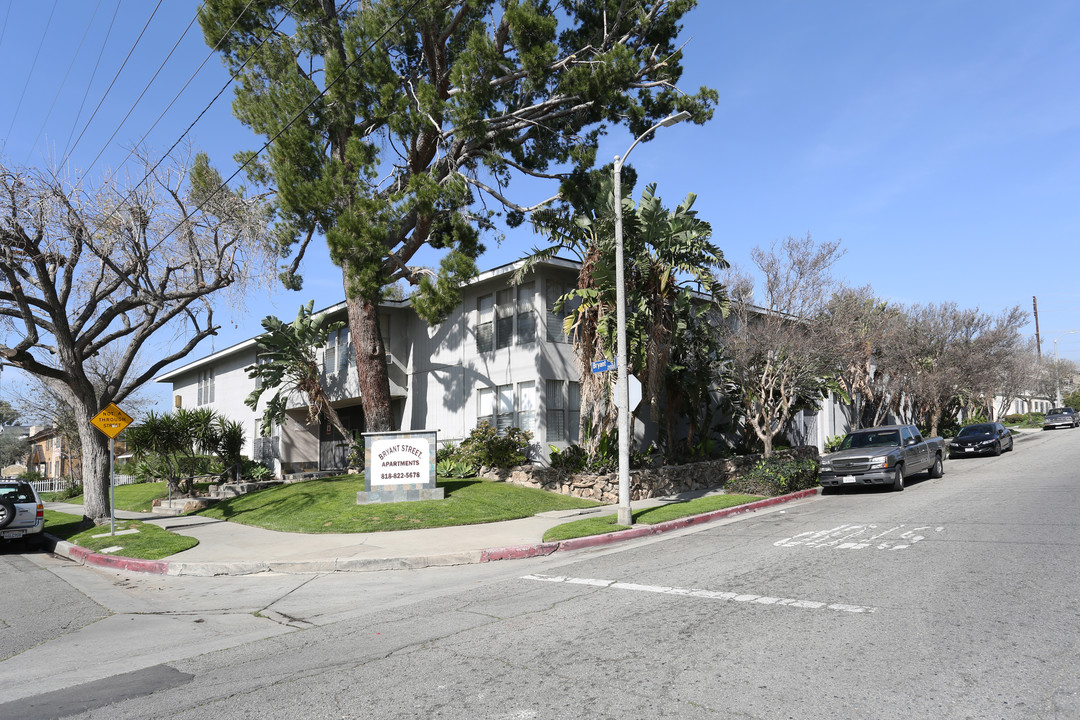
[992,441,1002,456]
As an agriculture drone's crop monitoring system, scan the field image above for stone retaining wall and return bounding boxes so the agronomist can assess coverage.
[482,446,818,503]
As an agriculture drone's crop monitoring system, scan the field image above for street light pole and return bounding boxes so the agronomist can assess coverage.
[1052,329,1080,405]
[613,110,691,527]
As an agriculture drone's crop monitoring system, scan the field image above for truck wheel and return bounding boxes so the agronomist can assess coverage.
[928,454,944,479]
[891,466,905,492]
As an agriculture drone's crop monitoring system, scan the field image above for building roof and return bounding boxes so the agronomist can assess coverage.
[154,257,582,384]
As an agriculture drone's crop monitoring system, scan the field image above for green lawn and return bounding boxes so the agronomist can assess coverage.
[542,493,763,542]
[43,509,199,559]
[196,476,599,533]
[45,481,213,513]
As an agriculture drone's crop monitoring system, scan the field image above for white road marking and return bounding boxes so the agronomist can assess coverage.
[775,524,944,550]
[520,574,877,614]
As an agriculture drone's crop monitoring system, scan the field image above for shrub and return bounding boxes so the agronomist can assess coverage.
[457,422,532,470]
[549,444,587,473]
[18,470,44,482]
[237,458,273,481]
[726,456,819,496]
[823,435,845,453]
[56,479,83,500]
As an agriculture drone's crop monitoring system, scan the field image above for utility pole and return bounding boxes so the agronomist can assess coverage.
[1033,296,1042,359]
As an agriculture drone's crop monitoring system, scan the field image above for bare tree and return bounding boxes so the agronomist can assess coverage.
[822,286,909,429]
[720,234,844,456]
[886,303,1031,436]
[0,153,271,523]
[961,306,1031,420]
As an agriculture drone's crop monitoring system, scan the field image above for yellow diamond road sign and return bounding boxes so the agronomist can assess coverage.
[92,403,134,439]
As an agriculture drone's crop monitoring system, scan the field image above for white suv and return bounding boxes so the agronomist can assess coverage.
[0,481,45,546]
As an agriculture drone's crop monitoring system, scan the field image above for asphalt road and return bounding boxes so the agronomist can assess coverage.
[2,427,1078,719]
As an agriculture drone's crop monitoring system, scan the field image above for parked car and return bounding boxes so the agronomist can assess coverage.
[949,422,1014,458]
[819,424,946,492]
[1043,407,1079,430]
[0,481,45,546]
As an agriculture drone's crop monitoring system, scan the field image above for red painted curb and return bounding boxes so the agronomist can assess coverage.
[480,543,559,562]
[66,544,170,575]
[557,525,654,552]
[554,487,822,554]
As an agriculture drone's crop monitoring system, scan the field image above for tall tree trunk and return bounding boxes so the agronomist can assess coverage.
[72,398,111,523]
[347,294,393,433]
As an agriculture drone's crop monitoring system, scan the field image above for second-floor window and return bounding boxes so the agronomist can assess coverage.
[545,279,580,344]
[197,368,215,405]
[324,327,355,374]
[476,282,537,353]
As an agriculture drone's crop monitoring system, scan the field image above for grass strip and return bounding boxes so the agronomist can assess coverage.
[43,509,198,560]
[196,476,598,533]
[543,493,763,542]
[43,482,213,513]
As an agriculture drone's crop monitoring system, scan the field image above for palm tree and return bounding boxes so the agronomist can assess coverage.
[245,301,351,440]
[517,178,729,458]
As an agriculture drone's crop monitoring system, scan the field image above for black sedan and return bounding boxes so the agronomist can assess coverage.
[948,422,1014,458]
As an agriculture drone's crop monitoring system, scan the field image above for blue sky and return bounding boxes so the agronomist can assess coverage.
[2,1,1079,411]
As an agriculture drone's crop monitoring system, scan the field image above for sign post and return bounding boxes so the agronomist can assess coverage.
[90,403,134,535]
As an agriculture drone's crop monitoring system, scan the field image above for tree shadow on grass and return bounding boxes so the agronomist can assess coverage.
[436,479,483,498]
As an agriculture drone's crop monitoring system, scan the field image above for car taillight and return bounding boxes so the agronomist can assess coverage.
[36,503,43,519]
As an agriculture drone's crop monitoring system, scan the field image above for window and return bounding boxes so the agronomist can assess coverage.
[476,284,539,353]
[478,383,536,436]
[568,382,581,443]
[517,282,536,344]
[517,381,536,435]
[477,386,495,428]
[496,288,514,350]
[253,355,271,389]
[197,369,215,405]
[496,384,515,433]
[476,294,494,353]
[545,279,578,343]
[546,379,582,443]
[325,327,354,374]
[546,379,565,442]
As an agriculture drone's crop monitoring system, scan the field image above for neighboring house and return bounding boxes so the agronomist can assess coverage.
[27,425,77,479]
[0,424,31,477]
[1000,394,1054,417]
[156,258,589,476]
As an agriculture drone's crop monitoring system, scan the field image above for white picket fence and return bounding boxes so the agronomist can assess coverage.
[28,475,138,495]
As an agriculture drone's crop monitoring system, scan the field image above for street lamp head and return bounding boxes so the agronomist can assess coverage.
[660,110,692,127]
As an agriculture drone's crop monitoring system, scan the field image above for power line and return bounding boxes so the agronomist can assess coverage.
[100,0,260,191]
[1,0,58,156]
[61,0,122,165]
[24,0,105,166]
[61,0,164,169]
[0,0,13,51]
[170,0,425,241]
[80,4,200,179]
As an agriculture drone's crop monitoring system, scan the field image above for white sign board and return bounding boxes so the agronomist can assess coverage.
[370,438,431,486]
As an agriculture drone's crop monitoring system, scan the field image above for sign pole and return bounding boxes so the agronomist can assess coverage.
[109,437,116,536]
[91,403,131,534]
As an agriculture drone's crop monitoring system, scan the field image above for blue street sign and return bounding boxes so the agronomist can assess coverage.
[591,358,616,373]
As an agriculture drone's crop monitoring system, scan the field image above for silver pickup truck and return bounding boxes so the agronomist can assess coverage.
[819,424,946,491]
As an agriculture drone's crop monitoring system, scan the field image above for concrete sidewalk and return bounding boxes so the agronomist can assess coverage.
[42,488,822,577]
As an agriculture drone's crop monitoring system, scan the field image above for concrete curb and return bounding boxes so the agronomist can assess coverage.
[43,487,821,577]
